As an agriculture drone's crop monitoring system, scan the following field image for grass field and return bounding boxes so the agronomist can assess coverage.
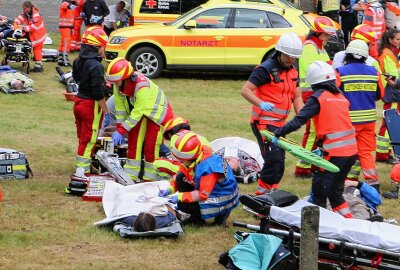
[0,35,399,269]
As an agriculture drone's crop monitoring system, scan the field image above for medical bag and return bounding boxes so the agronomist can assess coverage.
[0,148,32,180]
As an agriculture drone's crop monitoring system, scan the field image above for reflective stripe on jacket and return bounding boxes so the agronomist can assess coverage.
[59,2,74,28]
[14,7,46,47]
[194,154,240,220]
[363,4,386,38]
[250,59,298,127]
[313,91,357,157]
[299,40,330,91]
[337,63,379,123]
[114,72,173,133]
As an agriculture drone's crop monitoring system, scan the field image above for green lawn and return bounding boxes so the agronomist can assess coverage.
[0,34,398,269]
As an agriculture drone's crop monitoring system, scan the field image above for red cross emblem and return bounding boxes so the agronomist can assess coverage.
[146,0,157,9]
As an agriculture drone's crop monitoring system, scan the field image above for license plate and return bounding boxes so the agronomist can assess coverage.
[15,44,22,53]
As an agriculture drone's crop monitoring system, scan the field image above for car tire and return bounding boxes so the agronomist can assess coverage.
[129,47,164,79]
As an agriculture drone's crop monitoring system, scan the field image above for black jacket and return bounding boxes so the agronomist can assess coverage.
[72,44,105,101]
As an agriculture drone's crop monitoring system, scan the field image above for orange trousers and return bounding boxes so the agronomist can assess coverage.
[58,28,72,53]
[71,19,83,50]
[354,122,378,184]
[32,42,43,62]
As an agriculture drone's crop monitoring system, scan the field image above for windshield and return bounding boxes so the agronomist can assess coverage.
[277,0,296,8]
[166,6,203,26]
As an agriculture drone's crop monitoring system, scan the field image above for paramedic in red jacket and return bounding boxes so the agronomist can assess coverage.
[71,0,85,51]
[14,1,47,72]
[274,61,357,218]
[72,26,110,178]
[58,0,76,66]
[241,33,304,195]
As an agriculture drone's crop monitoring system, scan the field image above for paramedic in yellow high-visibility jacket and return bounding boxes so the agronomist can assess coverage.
[105,58,174,181]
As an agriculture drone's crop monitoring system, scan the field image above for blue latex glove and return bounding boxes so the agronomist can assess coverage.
[112,131,124,146]
[312,148,323,157]
[271,136,279,146]
[104,113,110,127]
[90,15,102,24]
[259,101,275,112]
[80,12,86,19]
[158,189,170,197]
[168,195,178,204]
[69,4,76,10]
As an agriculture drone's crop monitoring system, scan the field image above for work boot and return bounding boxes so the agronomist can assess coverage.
[294,166,313,178]
[57,52,64,66]
[382,189,398,199]
[212,212,230,227]
[31,62,44,72]
[63,52,71,67]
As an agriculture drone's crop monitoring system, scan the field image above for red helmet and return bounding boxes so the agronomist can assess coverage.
[81,26,108,47]
[351,24,378,44]
[163,116,190,140]
[106,57,134,82]
[171,131,202,161]
[390,163,400,183]
[310,16,337,35]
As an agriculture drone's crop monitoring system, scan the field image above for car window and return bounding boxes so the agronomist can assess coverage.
[233,9,269,28]
[267,11,292,28]
[139,0,181,15]
[181,0,209,14]
[192,8,231,29]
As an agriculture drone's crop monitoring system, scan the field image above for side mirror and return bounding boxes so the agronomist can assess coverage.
[183,20,197,29]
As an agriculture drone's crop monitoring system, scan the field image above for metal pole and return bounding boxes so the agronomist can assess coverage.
[300,206,319,270]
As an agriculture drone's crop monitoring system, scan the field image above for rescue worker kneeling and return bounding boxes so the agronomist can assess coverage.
[273,61,357,218]
[105,58,174,181]
[158,131,240,226]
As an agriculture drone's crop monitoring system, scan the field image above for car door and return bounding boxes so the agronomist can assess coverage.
[170,8,231,67]
[224,8,293,69]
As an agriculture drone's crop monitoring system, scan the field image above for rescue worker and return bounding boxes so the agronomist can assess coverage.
[273,61,358,218]
[105,58,174,181]
[353,0,385,57]
[384,0,400,30]
[103,1,128,36]
[82,0,110,26]
[340,0,357,46]
[158,131,239,226]
[72,26,110,178]
[296,16,336,178]
[14,1,47,72]
[376,29,400,163]
[317,0,341,22]
[240,33,304,195]
[71,0,85,51]
[58,0,76,66]
[382,163,400,199]
[336,39,384,193]
[332,24,380,69]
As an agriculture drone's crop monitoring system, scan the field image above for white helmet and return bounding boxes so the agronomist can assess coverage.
[306,61,336,86]
[275,33,303,58]
[366,0,378,3]
[346,39,369,59]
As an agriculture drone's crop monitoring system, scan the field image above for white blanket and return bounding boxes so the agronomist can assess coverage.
[93,181,173,226]
[270,200,400,252]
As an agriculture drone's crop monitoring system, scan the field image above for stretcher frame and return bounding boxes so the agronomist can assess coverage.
[234,196,400,270]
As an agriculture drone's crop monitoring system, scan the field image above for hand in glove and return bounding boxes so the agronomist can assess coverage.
[271,136,279,146]
[312,148,323,157]
[69,4,76,10]
[158,189,170,197]
[104,113,110,127]
[112,131,124,146]
[168,195,178,204]
[259,101,275,112]
[80,12,86,19]
[90,15,102,24]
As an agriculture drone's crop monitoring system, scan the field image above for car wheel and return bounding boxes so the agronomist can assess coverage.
[129,47,164,79]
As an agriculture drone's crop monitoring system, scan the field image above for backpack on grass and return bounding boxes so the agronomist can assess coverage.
[0,148,32,180]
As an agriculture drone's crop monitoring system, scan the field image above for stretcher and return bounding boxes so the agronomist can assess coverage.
[234,192,400,270]
[383,109,400,161]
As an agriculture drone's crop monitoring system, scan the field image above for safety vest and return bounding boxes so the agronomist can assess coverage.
[385,2,400,30]
[14,7,46,48]
[322,0,340,12]
[363,4,386,38]
[299,40,330,92]
[378,48,400,102]
[74,0,85,20]
[59,2,75,28]
[194,154,240,220]
[313,91,357,157]
[250,59,298,127]
[114,72,173,133]
[337,63,379,124]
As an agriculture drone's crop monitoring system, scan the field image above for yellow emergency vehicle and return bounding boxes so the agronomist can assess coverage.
[106,0,311,78]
